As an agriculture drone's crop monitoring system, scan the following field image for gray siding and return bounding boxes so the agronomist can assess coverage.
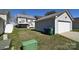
[35,18,55,32]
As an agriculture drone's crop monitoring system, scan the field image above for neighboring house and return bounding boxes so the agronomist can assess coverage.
[16,14,36,28]
[0,10,10,35]
[35,10,73,34]
[73,18,79,29]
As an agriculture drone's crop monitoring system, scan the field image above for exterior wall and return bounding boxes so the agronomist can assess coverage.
[17,17,27,24]
[35,18,55,32]
[73,23,79,29]
[55,12,72,34]
[0,18,4,35]
[29,20,36,28]
[17,17,36,28]
[0,14,8,36]
[0,14,7,25]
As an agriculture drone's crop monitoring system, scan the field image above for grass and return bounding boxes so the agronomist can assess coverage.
[8,28,78,50]
[73,29,79,32]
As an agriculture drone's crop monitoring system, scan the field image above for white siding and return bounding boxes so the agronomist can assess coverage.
[17,17,36,28]
[55,12,72,34]
[27,19,36,28]
[18,18,27,24]
[29,21,35,28]
[28,19,31,22]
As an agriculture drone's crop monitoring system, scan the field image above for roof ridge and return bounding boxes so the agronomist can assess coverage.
[16,14,36,19]
[37,11,64,21]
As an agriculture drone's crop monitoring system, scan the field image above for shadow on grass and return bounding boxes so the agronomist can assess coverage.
[31,29,53,35]
[72,29,79,32]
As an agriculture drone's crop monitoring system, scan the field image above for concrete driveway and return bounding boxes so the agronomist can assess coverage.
[59,32,79,42]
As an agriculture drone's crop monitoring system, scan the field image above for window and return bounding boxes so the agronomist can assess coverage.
[18,18,26,24]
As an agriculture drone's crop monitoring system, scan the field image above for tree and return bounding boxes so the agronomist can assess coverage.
[45,11,56,16]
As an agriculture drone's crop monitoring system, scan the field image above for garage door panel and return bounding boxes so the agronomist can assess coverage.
[58,22,70,33]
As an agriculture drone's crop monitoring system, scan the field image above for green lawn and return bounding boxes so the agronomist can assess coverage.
[73,29,79,32]
[8,28,78,50]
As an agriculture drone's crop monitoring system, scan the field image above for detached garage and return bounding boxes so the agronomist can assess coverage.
[35,10,73,34]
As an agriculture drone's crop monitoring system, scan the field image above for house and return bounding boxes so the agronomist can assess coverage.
[0,10,10,35]
[16,14,36,28]
[35,10,73,34]
[73,18,79,29]
[0,10,12,50]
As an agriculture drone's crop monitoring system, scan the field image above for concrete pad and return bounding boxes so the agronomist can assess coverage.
[0,40,11,50]
[59,32,79,42]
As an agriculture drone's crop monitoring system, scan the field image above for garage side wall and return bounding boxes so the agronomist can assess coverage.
[55,12,72,34]
[35,18,55,32]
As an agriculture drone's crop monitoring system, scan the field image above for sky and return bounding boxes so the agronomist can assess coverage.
[10,9,79,18]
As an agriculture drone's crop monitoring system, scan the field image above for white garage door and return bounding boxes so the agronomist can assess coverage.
[58,21,71,33]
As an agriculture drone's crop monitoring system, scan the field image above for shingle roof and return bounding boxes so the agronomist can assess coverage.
[36,12,64,21]
[17,14,36,19]
[0,17,4,20]
[35,16,44,19]
[36,10,73,22]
